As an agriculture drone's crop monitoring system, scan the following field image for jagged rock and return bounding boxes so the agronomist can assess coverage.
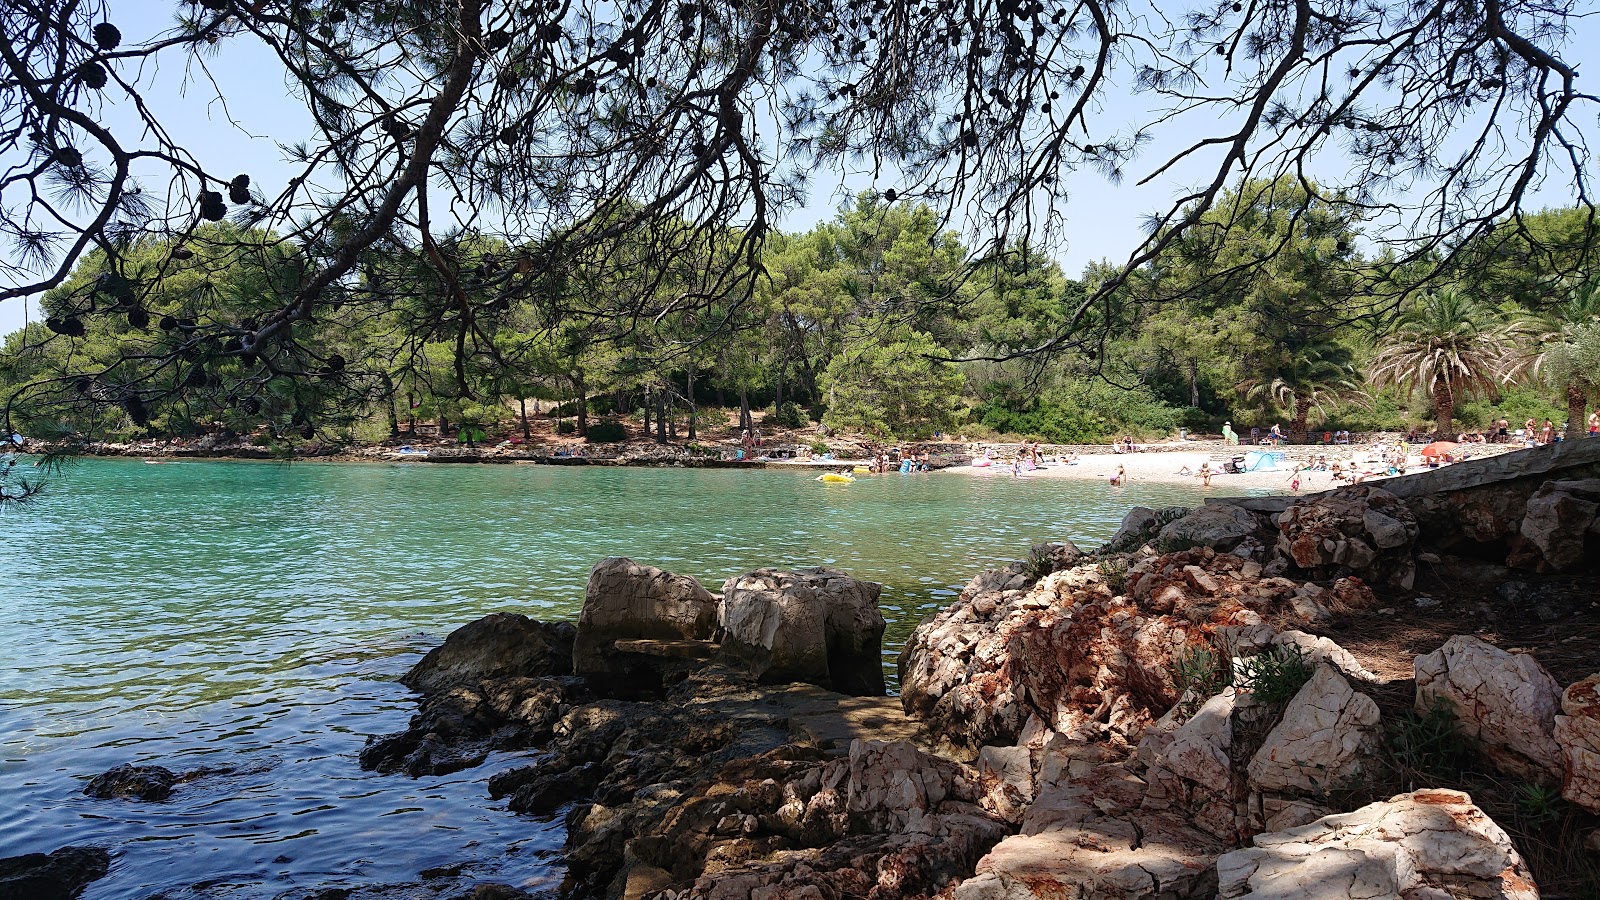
[1156,503,1263,553]
[956,753,1222,900]
[0,847,111,900]
[573,558,719,689]
[1247,665,1381,796]
[975,745,1035,825]
[402,613,574,695]
[716,566,886,696]
[1028,539,1084,573]
[1519,481,1600,570]
[1270,631,1380,683]
[1555,673,1600,814]
[1216,789,1539,900]
[1104,505,1170,553]
[1414,635,1564,783]
[638,739,1008,900]
[1138,688,1243,842]
[83,763,176,801]
[900,549,1360,758]
[361,675,580,776]
[1274,486,1418,590]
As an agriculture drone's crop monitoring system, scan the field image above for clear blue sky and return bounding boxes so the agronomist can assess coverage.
[3,1,1594,337]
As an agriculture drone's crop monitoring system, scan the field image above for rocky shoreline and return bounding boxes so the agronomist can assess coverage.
[16,440,1600,900]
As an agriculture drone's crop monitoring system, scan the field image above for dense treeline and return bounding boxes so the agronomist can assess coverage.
[4,179,1599,446]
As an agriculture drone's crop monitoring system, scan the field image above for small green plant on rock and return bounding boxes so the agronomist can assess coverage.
[1172,643,1231,700]
[1384,697,1473,789]
[1236,645,1313,706]
[1097,557,1128,594]
[1024,546,1056,582]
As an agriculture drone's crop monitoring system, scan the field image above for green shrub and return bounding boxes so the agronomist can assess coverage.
[810,441,831,455]
[585,419,627,442]
[1236,645,1313,705]
[771,401,808,429]
[556,420,577,435]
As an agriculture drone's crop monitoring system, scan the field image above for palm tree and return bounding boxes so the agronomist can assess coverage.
[1513,279,1600,440]
[1369,292,1518,440]
[1243,340,1361,443]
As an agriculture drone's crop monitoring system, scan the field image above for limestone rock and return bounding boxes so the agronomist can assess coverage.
[1104,506,1188,554]
[402,612,574,695]
[1519,481,1600,570]
[573,558,719,686]
[1414,635,1564,782]
[1156,504,1263,553]
[1274,486,1418,590]
[1247,665,1380,795]
[1216,789,1538,900]
[716,566,886,696]
[0,847,111,900]
[1029,539,1085,574]
[1555,673,1600,814]
[83,763,176,801]
[1271,631,1380,683]
[1138,687,1245,842]
[956,755,1223,900]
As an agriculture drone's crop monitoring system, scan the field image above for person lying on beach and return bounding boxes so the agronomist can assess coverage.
[1175,465,1193,476]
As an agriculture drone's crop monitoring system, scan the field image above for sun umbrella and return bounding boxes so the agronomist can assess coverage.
[1419,441,1458,459]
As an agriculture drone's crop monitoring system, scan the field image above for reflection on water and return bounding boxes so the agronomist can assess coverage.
[0,459,1244,898]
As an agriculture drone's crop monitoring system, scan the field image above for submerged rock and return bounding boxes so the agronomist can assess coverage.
[83,763,176,801]
[0,847,111,900]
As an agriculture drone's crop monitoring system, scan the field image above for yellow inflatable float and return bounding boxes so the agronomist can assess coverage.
[817,472,856,483]
[851,466,871,474]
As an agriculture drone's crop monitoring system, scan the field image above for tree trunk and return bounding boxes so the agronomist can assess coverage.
[686,364,698,441]
[574,372,588,437]
[1432,382,1455,441]
[519,396,531,441]
[642,391,652,435]
[1567,383,1587,441]
[1187,358,1200,408]
[381,374,400,438]
[1291,397,1311,444]
[774,361,785,409]
[406,391,416,435]
[655,393,668,443]
[739,388,751,431]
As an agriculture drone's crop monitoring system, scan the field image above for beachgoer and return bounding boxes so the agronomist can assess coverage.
[1250,426,1261,445]
[1525,418,1537,444]
[1540,419,1554,444]
[1269,423,1283,446]
[1109,465,1126,486]
[1176,465,1193,476]
[1198,461,1212,488]
[1590,411,1599,438]
[1330,462,1344,482]
[1222,422,1238,445]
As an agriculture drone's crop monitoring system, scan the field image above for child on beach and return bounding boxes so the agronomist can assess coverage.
[1287,463,1303,492]
[1198,461,1212,487]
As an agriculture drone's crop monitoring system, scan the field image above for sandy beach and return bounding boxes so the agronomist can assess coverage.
[941,445,1519,493]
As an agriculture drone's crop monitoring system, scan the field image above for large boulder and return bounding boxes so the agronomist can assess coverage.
[1246,665,1381,796]
[1216,789,1538,900]
[1274,486,1418,590]
[1555,673,1600,814]
[1156,504,1263,553]
[1413,635,1564,783]
[716,567,886,696]
[1518,479,1600,570]
[1103,505,1190,553]
[573,558,719,685]
[0,847,111,900]
[402,612,574,695]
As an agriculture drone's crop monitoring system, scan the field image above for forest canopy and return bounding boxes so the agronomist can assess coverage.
[0,0,1596,442]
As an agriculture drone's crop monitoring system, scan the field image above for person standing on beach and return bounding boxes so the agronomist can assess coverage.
[1198,461,1213,487]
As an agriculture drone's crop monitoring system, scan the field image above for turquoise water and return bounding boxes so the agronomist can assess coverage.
[0,458,1240,898]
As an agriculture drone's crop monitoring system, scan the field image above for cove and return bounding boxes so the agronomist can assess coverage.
[1,458,1249,899]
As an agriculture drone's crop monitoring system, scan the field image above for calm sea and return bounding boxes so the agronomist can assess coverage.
[0,458,1238,898]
